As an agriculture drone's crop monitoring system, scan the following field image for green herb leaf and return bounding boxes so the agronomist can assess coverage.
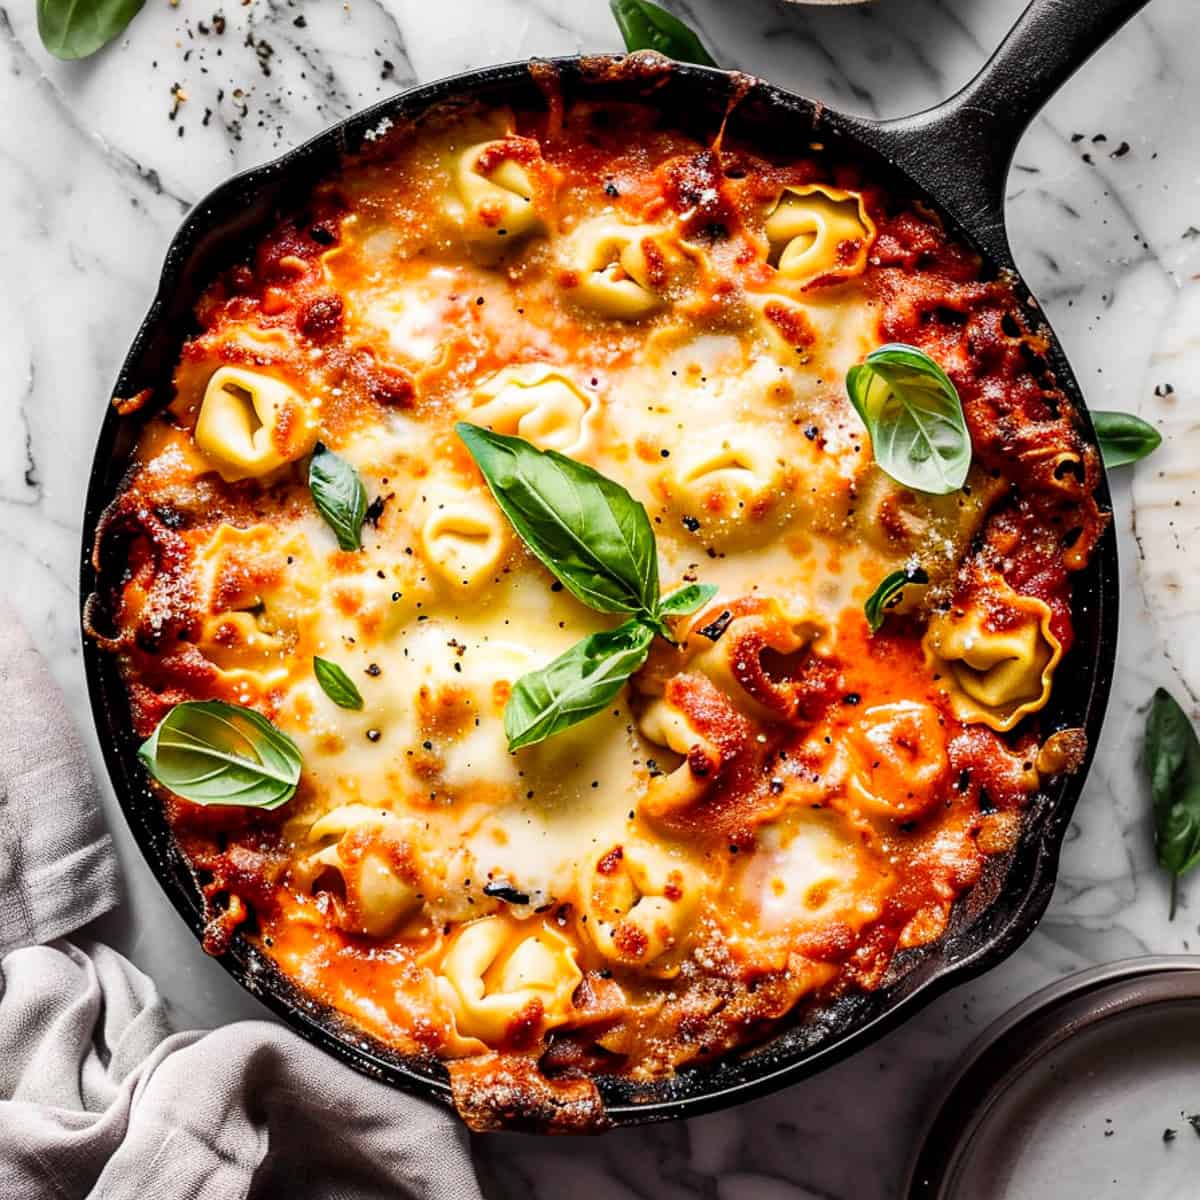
[609,0,717,67]
[37,0,146,60]
[658,582,718,617]
[1092,410,1162,469]
[313,657,364,710]
[846,344,972,496]
[138,700,302,810]
[457,422,660,618]
[309,442,368,551]
[864,565,929,632]
[505,620,656,751]
[1146,688,1200,920]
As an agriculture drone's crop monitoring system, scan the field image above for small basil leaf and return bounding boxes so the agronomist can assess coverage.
[309,442,368,551]
[1146,687,1200,919]
[1092,410,1162,469]
[457,423,659,618]
[658,582,718,618]
[864,565,929,632]
[313,657,364,710]
[609,0,717,67]
[138,700,302,810]
[505,620,656,752]
[846,344,971,496]
[37,0,146,60]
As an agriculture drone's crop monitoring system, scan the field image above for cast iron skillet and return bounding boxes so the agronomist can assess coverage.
[80,0,1146,1128]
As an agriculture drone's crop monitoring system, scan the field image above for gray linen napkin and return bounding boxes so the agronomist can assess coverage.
[0,604,483,1200]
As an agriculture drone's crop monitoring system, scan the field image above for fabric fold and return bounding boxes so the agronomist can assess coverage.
[0,604,482,1199]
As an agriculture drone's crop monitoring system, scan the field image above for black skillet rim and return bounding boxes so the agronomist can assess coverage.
[78,54,1119,1128]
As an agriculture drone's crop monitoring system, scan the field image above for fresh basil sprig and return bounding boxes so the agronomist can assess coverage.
[1146,688,1200,920]
[37,0,145,60]
[138,700,302,810]
[457,423,660,619]
[505,620,657,751]
[609,0,717,67]
[846,344,972,496]
[313,657,364,710]
[309,443,368,552]
[457,424,715,750]
[864,565,929,632]
[1092,410,1162,469]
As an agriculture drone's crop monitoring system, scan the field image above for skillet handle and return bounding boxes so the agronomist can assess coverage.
[848,0,1152,263]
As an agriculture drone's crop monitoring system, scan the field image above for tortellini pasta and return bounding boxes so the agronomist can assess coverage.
[191,523,316,686]
[299,805,424,937]
[641,598,834,724]
[579,842,700,973]
[852,466,1007,590]
[193,366,316,482]
[454,138,544,252]
[666,425,789,533]
[923,576,1063,731]
[841,701,949,820]
[436,915,581,1045]
[764,185,875,286]
[420,487,508,589]
[462,364,596,453]
[563,217,684,319]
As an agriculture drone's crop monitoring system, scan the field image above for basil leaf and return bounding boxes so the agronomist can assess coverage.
[864,565,929,632]
[313,657,364,710]
[609,0,717,67]
[138,700,302,810]
[1146,688,1200,919]
[1092,410,1162,469]
[457,423,659,618]
[505,620,656,751]
[658,582,718,617]
[37,0,146,60]
[309,442,368,552]
[846,344,971,496]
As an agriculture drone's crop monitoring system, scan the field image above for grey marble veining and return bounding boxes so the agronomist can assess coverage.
[1,1,1198,1196]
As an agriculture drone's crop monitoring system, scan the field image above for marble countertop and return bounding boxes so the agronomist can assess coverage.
[2,0,1197,1195]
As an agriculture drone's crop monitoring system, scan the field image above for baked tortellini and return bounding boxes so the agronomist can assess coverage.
[462,364,596,453]
[193,367,317,481]
[454,137,544,253]
[436,915,581,1045]
[924,576,1064,731]
[299,805,424,937]
[666,425,791,534]
[191,523,316,686]
[764,185,875,286]
[563,217,684,318]
[841,701,949,820]
[579,842,700,973]
[420,486,508,589]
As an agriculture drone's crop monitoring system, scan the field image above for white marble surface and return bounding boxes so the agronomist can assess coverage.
[1,0,1198,1195]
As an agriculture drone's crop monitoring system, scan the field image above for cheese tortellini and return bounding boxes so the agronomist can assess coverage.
[194,367,317,482]
[923,576,1063,731]
[436,915,581,1045]
[454,138,544,252]
[764,185,875,286]
[420,486,508,589]
[299,805,424,937]
[579,842,700,973]
[564,217,684,319]
[462,364,596,453]
[192,523,316,686]
[841,701,949,820]
[666,425,790,535]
